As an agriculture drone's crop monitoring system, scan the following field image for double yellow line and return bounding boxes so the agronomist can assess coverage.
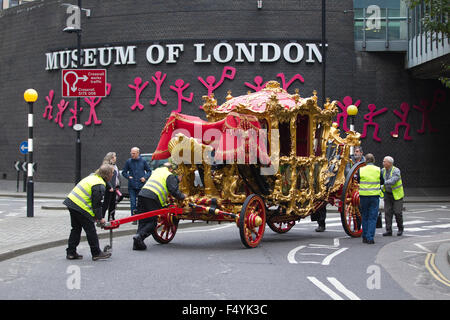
[425,253,450,287]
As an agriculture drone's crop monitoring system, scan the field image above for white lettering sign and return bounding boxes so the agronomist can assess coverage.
[45,41,325,70]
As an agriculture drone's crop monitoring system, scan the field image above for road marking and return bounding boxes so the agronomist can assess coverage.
[403,220,430,225]
[425,253,450,287]
[307,277,344,300]
[287,246,306,264]
[326,277,361,300]
[414,243,432,253]
[422,223,450,229]
[178,223,234,233]
[404,227,428,232]
[321,248,348,266]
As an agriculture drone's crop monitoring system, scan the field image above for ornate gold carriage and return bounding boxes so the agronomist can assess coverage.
[150,81,364,248]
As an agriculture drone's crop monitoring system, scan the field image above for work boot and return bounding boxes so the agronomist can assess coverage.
[133,234,147,250]
[315,225,326,232]
[92,251,111,261]
[66,252,83,260]
[383,231,392,236]
[397,229,404,236]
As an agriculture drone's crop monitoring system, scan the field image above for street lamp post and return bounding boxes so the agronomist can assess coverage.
[347,104,358,156]
[24,88,38,218]
[63,0,83,184]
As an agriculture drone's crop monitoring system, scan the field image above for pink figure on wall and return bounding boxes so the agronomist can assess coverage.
[391,102,412,140]
[68,100,83,128]
[360,104,388,142]
[412,89,445,134]
[128,77,149,111]
[170,79,193,113]
[54,99,69,128]
[245,76,267,92]
[336,96,361,132]
[276,73,305,91]
[84,83,112,126]
[149,71,168,106]
[198,66,236,109]
[43,90,54,120]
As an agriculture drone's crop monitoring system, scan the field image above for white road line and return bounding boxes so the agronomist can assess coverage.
[422,223,450,229]
[403,220,431,225]
[307,277,344,300]
[321,247,348,265]
[327,277,361,300]
[287,245,306,264]
[178,223,234,233]
[414,243,432,253]
[404,227,428,232]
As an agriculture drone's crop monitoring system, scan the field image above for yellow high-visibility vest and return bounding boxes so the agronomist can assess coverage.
[142,167,171,206]
[68,174,106,217]
[359,165,381,196]
[381,166,404,200]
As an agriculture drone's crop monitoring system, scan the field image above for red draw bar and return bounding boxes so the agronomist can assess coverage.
[102,205,183,230]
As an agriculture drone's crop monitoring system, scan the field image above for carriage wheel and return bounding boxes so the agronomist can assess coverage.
[340,161,365,237]
[239,194,266,248]
[267,220,295,234]
[152,213,179,244]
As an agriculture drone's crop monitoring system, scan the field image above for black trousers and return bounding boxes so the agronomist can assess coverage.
[316,206,327,227]
[136,196,161,240]
[102,190,117,221]
[67,208,101,256]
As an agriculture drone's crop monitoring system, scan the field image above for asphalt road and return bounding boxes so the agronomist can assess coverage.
[0,202,449,300]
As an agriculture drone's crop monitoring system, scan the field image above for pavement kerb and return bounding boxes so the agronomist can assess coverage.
[0,220,211,263]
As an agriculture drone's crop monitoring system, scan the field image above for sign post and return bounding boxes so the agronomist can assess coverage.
[61,69,107,98]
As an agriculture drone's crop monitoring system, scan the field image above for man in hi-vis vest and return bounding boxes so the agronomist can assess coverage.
[358,153,384,244]
[381,156,405,236]
[64,164,114,261]
[133,161,185,250]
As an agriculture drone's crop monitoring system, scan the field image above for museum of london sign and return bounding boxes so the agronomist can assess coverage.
[45,41,325,70]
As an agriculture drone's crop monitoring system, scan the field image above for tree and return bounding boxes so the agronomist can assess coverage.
[408,0,450,87]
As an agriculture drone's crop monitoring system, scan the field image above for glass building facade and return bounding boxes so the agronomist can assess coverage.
[354,0,409,51]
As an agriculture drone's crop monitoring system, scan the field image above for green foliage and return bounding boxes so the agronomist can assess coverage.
[408,0,450,37]
[408,0,450,87]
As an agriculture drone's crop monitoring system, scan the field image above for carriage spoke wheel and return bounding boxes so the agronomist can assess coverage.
[267,220,295,234]
[340,161,365,238]
[152,213,179,244]
[239,194,266,248]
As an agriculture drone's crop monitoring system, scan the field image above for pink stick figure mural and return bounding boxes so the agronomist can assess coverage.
[336,96,361,132]
[128,77,149,111]
[360,104,388,142]
[245,76,267,92]
[170,79,193,113]
[412,89,445,134]
[149,71,168,106]
[276,73,304,91]
[54,99,69,128]
[43,90,54,120]
[391,102,412,140]
[84,83,112,126]
[68,100,83,128]
[198,66,236,109]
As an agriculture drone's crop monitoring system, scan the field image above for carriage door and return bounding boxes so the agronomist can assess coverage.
[296,115,309,157]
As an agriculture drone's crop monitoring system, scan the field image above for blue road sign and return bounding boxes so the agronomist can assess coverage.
[19,141,28,155]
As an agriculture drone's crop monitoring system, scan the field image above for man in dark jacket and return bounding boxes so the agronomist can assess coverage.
[121,147,152,218]
[133,162,185,250]
[64,164,114,261]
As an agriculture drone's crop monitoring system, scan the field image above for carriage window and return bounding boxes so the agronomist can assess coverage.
[314,123,323,156]
[296,115,309,157]
[279,121,291,157]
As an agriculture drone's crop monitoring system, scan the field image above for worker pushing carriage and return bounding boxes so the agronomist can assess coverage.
[103,80,364,249]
